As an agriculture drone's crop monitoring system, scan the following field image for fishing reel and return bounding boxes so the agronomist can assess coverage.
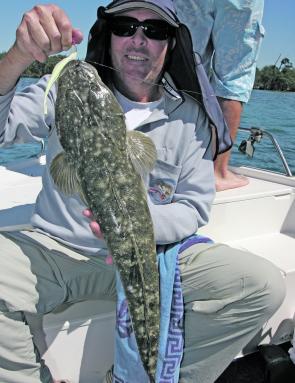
[238,127,263,158]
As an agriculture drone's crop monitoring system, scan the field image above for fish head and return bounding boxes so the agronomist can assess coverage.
[53,60,128,180]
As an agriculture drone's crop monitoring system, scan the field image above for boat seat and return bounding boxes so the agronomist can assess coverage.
[200,174,295,352]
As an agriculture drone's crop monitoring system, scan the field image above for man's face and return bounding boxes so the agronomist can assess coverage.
[109,9,170,91]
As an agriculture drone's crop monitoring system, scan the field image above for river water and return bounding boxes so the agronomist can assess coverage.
[0,77,294,175]
[232,89,295,175]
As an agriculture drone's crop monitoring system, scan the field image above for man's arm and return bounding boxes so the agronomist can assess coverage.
[0,47,33,96]
[148,127,215,244]
[218,98,242,144]
[0,4,83,95]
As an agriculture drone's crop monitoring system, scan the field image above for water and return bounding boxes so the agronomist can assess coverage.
[0,77,43,164]
[232,90,295,175]
[1,78,295,175]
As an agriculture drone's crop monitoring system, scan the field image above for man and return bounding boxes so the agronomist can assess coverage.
[0,1,284,382]
[174,0,265,191]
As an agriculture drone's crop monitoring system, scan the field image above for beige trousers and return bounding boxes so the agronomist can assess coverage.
[0,230,285,383]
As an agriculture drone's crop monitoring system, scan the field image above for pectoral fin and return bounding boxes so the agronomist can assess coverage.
[126,131,157,177]
[50,152,87,204]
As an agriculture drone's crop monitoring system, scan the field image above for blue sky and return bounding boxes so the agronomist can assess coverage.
[1,1,294,69]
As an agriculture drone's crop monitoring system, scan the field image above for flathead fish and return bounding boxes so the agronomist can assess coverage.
[49,60,159,380]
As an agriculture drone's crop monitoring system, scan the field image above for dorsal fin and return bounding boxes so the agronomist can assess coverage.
[126,131,157,177]
[50,152,87,204]
[44,47,78,115]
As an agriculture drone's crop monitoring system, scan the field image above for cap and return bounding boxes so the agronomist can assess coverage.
[104,0,179,27]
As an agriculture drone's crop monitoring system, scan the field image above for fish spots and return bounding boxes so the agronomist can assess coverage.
[116,174,128,185]
[53,60,159,380]
[103,190,111,199]
[93,144,102,155]
[137,325,145,335]
[110,211,122,234]
[127,285,134,293]
[73,118,80,126]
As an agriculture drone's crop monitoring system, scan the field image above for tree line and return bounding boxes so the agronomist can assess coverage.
[1,52,295,92]
[254,58,295,92]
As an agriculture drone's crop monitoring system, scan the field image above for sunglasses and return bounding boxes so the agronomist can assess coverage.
[108,16,175,40]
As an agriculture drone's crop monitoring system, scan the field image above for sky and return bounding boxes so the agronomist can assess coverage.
[0,0,294,69]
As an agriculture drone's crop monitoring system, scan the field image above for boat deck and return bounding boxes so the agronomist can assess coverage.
[1,158,295,382]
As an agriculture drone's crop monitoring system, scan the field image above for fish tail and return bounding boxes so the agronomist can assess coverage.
[127,248,159,378]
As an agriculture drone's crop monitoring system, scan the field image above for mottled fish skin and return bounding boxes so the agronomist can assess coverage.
[52,60,159,381]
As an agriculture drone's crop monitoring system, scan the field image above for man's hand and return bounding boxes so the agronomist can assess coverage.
[83,209,113,265]
[14,4,83,64]
[0,4,83,95]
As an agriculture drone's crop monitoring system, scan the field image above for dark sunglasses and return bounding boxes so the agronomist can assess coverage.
[108,16,175,40]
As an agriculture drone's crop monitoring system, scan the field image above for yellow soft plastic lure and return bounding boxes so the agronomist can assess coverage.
[44,46,78,115]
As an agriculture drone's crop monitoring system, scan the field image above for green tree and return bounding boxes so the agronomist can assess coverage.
[23,54,66,77]
[23,61,45,77]
[279,57,293,71]
[254,63,295,91]
[281,67,295,91]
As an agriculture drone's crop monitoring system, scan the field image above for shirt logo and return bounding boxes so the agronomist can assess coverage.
[148,178,176,204]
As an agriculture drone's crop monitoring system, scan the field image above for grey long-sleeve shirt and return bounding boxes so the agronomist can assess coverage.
[0,74,215,254]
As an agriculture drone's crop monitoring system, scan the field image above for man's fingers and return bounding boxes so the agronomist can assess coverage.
[82,209,111,263]
[89,221,103,239]
[105,254,113,265]
[71,29,83,46]
[34,4,72,53]
[15,4,81,62]
[16,19,47,62]
[26,13,56,55]
[82,209,93,219]
[52,6,74,50]
[83,210,104,239]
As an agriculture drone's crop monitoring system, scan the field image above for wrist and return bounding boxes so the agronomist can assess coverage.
[0,44,34,95]
[6,43,34,70]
